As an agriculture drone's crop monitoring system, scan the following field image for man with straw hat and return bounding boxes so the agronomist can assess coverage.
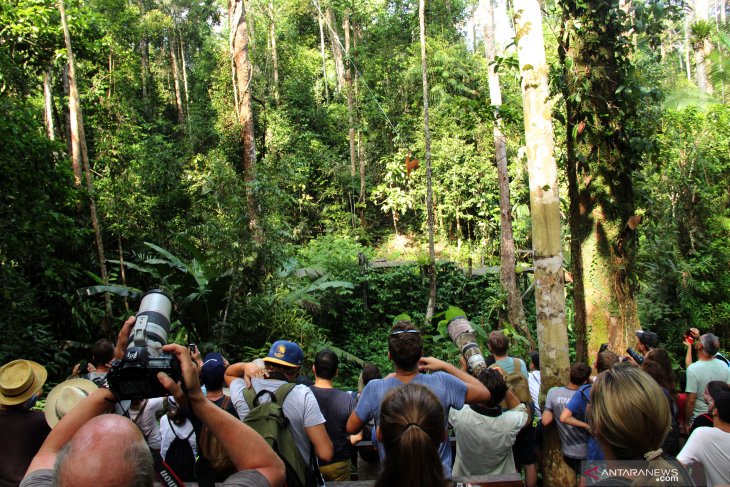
[0,359,50,486]
[44,378,98,428]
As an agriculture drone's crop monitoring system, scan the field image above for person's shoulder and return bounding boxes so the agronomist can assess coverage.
[19,469,53,487]
[546,386,562,396]
[287,382,314,400]
[221,469,271,487]
[361,377,391,393]
[693,425,730,439]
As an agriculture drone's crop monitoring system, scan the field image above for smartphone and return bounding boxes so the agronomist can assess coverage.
[684,331,695,345]
[188,343,197,355]
[598,343,608,354]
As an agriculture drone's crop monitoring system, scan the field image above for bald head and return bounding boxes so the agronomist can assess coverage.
[54,415,154,487]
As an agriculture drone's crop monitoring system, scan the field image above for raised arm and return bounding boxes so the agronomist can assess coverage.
[114,316,135,360]
[160,344,285,487]
[684,340,693,368]
[418,356,491,404]
[224,361,266,387]
[26,388,116,474]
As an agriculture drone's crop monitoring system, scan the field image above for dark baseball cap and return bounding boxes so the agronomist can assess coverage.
[263,340,304,368]
[636,330,659,348]
[200,352,226,389]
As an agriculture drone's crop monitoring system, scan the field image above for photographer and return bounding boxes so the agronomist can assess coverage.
[20,343,285,487]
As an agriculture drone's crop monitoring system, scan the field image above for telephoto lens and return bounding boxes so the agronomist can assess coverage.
[130,289,173,356]
[107,289,180,400]
[447,316,487,377]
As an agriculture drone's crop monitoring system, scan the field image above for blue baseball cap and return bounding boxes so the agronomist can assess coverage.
[200,352,226,388]
[263,340,304,368]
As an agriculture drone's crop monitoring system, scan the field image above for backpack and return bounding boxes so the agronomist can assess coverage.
[164,417,196,482]
[243,383,321,487]
[198,396,237,482]
[490,358,533,406]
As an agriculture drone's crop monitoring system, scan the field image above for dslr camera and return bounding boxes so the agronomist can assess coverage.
[107,289,181,400]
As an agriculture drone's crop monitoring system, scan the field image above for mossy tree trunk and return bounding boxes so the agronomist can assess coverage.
[513,0,573,484]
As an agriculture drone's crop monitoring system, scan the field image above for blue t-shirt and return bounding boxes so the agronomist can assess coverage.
[565,384,603,460]
[353,372,467,478]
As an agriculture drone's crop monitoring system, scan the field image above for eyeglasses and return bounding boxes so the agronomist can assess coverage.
[389,329,420,336]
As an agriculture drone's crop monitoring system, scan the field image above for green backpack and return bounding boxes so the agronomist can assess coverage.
[243,383,316,487]
[490,358,533,407]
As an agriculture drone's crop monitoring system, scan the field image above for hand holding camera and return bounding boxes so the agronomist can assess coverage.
[157,343,204,406]
[683,328,700,347]
[107,290,182,400]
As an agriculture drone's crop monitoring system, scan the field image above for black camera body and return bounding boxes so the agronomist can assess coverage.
[107,289,180,400]
[108,346,181,399]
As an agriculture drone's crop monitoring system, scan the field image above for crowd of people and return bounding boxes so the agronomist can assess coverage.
[0,317,729,487]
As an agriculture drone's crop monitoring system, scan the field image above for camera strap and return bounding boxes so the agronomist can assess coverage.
[155,456,185,487]
[131,399,148,425]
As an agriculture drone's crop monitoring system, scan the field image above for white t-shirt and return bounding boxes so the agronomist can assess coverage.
[160,415,198,459]
[129,397,164,450]
[528,370,541,418]
[230,378,326,462]
[677,426,730,486]
[449,403,528,477]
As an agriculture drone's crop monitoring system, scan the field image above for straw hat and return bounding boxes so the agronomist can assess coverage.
[0,360,48,406]
[44,378,98,428]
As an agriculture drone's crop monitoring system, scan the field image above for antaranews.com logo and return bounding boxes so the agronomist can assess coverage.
[581,461,702,486]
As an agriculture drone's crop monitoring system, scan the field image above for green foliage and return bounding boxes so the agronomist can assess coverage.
[638,105,730,351]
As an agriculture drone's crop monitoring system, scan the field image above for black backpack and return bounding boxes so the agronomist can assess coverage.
[163,417,196,482]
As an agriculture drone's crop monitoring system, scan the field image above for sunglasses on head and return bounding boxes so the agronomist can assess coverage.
[389,329,420,336]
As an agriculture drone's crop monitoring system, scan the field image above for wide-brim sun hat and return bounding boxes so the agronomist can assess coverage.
[0,359,48,406]
[44,378,98,428]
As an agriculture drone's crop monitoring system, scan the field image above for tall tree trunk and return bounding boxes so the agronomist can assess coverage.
[318,10,329,102]
[43,69,56,141]
[560,16,588,364]
[140,37,149,116]
[170,34,185,125]
[355,23,366,226]
[231,0,262,241]
[344,10,356,179]
[60,0,112,324]
[694,0,713,93]
[325,7,346,92]
[118,236,129,312]
[107,50,114,99]
[62,65,81,184]
[420,0,437,324]
[484,0,534,349]
[684,17,693,81]
[179,31,190,125]
[138,0,149,116]
[513,0,572,485]
[269,0,279,103]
